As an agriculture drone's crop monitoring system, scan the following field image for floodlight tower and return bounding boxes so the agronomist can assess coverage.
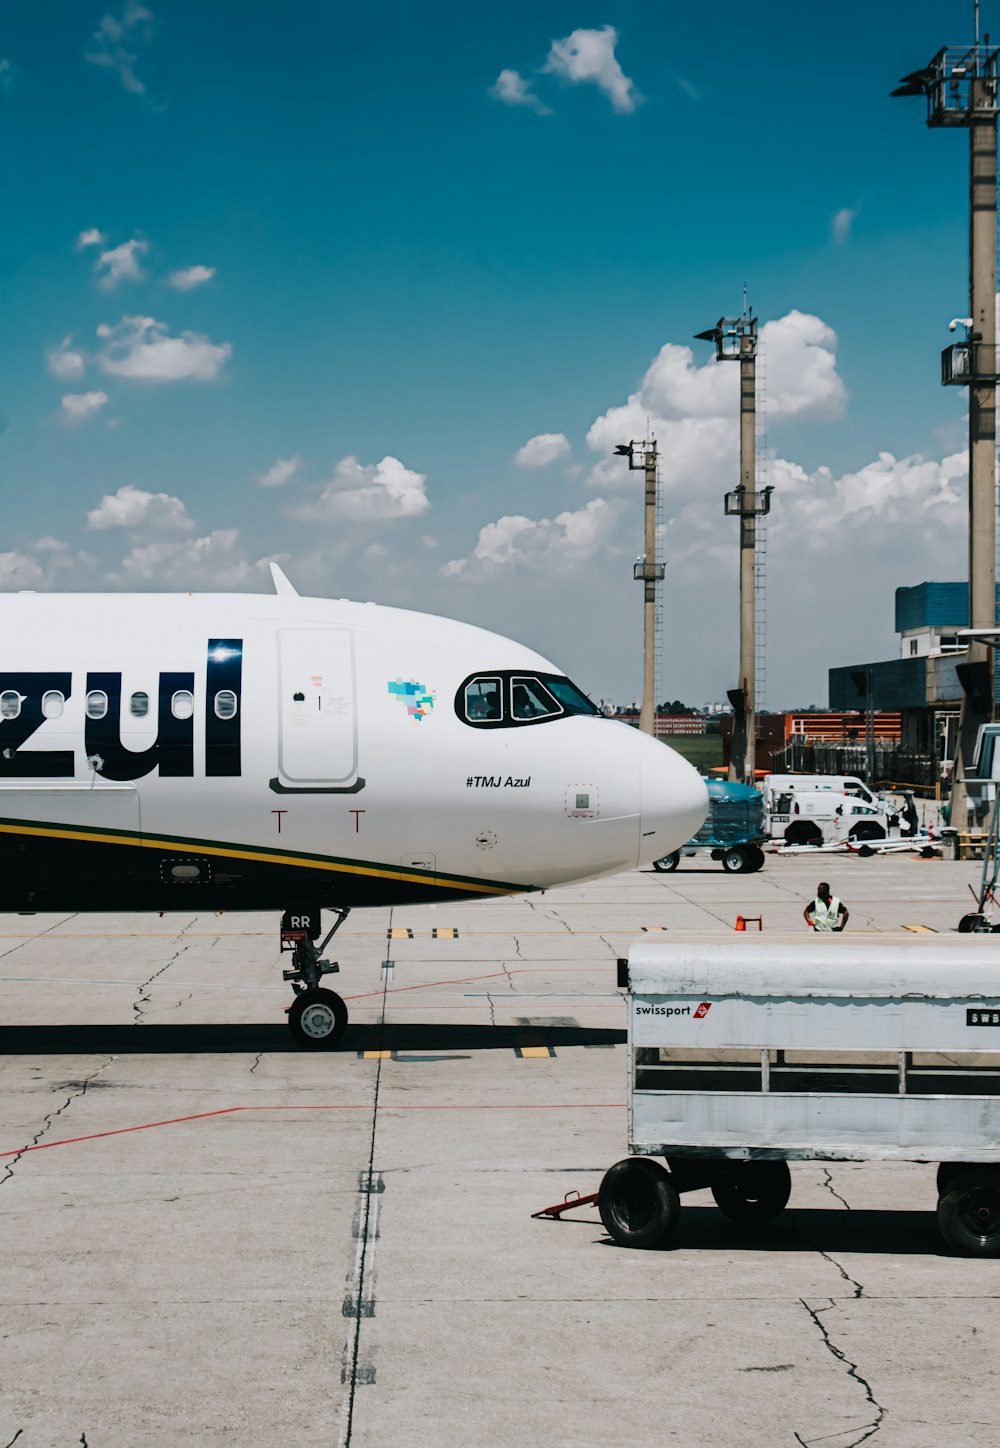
[614,439,664,735]
[695,306,773,784]
[893,27,1000,823]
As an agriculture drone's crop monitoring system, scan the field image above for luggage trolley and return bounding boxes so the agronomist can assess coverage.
[600,934,1000,1256]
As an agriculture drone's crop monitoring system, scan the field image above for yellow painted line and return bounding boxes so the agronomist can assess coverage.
[903,924,937,933]
[362,1049,393,1060]
[517,1045,553,1059]
[0,821,513,897]
[432,927,459,939]
[641,926,668,932]
[390,928,414,940]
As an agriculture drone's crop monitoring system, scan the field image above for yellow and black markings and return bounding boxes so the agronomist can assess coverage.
[515,1031,555,1059]
[903,924,937,933]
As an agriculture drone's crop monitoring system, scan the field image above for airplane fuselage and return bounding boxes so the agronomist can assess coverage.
[0,592,708,913]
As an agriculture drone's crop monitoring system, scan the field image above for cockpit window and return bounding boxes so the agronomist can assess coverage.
[544,677,599,717]
[511,677,559,720]
[465,677,502,722]
[456,671,602,728]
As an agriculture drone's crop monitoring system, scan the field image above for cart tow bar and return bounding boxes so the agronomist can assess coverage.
[531,1189,600,1220]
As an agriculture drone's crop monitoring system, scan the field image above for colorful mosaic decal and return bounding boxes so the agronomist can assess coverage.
[388,678,435,722]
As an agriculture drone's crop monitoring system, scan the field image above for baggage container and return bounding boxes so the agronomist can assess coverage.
[600,934,1000,1255]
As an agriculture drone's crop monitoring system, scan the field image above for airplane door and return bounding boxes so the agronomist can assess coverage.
[271,629,364,794]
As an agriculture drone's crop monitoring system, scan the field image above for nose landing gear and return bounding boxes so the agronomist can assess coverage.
[281,906,351,1049]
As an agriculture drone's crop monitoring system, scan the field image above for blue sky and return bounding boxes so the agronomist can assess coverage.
[0,0,986,705]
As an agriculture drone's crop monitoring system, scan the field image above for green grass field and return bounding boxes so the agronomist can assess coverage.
[657,733,724,774]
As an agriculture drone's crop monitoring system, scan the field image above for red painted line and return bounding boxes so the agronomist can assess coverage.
[0,1102,624,1160]
[343,967,528,1002]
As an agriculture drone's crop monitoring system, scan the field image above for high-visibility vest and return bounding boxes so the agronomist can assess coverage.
[812,895,842,932]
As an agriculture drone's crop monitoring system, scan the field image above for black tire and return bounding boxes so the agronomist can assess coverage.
[784,823,822,848]
[959,913,984,934]
[850,822,885,843]
[711,1160,792,1225]
[652,852,681,872]
[747,846,766,873]
[857,844,875,857]
[598,1157,681,1249]
[937,1163,967,1195]
[288,987,349,1049]
[721,847,751,873]
[937,1167,1000,1256]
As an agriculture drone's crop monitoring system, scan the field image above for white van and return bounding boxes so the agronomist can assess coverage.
[767,789,893,847]
[763,774,878,808]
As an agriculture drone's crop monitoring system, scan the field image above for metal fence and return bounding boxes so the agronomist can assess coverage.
[770,738,937,789]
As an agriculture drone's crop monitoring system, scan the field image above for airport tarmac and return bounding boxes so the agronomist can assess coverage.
[0,850,997,1447]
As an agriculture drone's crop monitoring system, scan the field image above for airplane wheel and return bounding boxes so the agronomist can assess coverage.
[288,988,348,1049]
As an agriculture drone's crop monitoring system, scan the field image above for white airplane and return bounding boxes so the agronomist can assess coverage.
[0,567,707,1046]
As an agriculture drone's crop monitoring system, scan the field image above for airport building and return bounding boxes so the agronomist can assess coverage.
[828,581,1000,769]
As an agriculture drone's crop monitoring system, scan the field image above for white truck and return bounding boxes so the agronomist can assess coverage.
[766,786,896,847]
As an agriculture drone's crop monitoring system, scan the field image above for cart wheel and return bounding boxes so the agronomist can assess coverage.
[598,1157,680,1249]
[937,1167,1000,1256]
[958,913,984,933]
[747,846,766,873]
[652,852,680,872]
[721,847,750,873]
[711,1161,792,1225]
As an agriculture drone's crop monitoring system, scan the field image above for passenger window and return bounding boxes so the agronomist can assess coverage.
[171,690,195,720]
[0,691,21,720]
[214,689,238,720]
[465,678,502,722]
[510,677,559,720]
[41,690,64,720]
[85,690,108,720]
[130,691,150,718]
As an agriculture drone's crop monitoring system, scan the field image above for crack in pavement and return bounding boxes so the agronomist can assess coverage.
[484,992,497,1028]
[511,936,525,960]
[822,1168,852,1212]
[132,917,198,1024]
[817,1250,864,1300]
[0,1057,115,1189]
[795,1299,885,1447]
[249,1051,263,1075]
[3,1431,23,1447]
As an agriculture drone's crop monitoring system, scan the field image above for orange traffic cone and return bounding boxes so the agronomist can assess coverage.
[735,915,746,931]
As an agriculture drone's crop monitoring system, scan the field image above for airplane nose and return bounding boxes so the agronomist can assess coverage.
[638,740,709,867]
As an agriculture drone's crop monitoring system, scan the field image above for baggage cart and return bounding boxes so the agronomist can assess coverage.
[600,934,1000,1255]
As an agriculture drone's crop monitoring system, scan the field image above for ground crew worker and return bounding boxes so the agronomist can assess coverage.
[804,882,848,932]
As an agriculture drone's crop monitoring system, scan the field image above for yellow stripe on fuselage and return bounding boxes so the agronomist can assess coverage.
[0,820,514,897]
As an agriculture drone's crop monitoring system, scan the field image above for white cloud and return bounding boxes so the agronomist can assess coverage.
[543,26,638,113]
[96,315,231,382]
[76,227,107,249]
[87,483,195,535]
[832,204,860,244]
[167,264,215,291]
[585,310,846,494]
[256,456,300,489]
[295,455,429,523]
[46,336,86,381]
[32,536,69,553]
[60,391,109,425]
[108,529,252,588]
[442,497,617,579]
[514,432,571,467]
[0,552,45,589]
[94,238,147,289]
[490,69,551,115]
[85,1,153,96]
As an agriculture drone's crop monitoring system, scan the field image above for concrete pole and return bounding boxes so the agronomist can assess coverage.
[730,344,757,783]
[952,75,997,828]
[639,455,657,736]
